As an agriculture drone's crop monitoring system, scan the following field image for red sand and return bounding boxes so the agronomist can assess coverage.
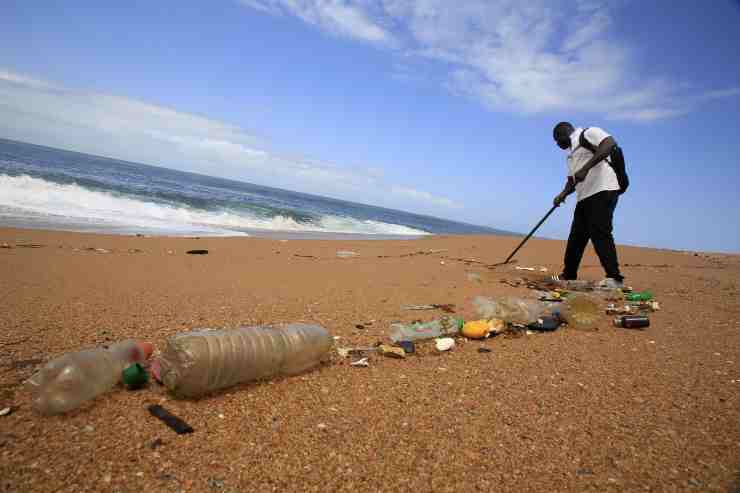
[1,228,738,491]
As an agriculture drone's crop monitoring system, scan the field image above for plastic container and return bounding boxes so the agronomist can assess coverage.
[473,296,546,325]
[388,316,463,343]
[158,324,332,398]
[560,293,601,330]
[27,340,153,415]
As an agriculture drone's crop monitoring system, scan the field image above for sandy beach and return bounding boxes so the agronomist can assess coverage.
[1,227,738,492]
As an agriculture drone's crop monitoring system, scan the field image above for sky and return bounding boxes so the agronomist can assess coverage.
[1,0,739,252]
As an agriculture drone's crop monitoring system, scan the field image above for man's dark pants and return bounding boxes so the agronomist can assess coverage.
[563,190,623,281]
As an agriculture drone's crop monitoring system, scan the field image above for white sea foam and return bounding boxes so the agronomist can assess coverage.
[0,174,429,236]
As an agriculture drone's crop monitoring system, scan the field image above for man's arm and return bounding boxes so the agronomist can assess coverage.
[573,136,617,182]
[554,177,576,207]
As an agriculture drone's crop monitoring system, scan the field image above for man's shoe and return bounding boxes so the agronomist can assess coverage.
[598,278,624,289]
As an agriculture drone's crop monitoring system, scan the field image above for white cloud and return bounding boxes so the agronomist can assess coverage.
[239,0,394,44]
[0,69,458,212]
[241,0,740,122]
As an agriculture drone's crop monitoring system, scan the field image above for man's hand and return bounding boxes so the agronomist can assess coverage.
[553,192,566,207]
[574,168,588,183]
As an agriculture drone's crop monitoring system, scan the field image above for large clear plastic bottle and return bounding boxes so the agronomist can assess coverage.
[158,324,333,398]
[27,340,152,415]
[389,316,463,343]
[473,296,546,325]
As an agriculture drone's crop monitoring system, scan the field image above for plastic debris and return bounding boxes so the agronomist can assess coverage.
[560,294,601,330]
[401,304,456,313]
[27,340,153,415]
[625,291,653,302]
[389,316,463,342]
[435,338,455,352]
[159,324,332,398]
[336,346,377,358]
[473,296,546,325]
[378,345,406,359]
[528,315,561,332]
[122,363,149,389]
[477,347,492,353]
[462,320,494,339]
[186,249,208,255]
[0,407,12,416]
[350,358,370,367]
[396,341,416,354]
[147,404,194,434]
[336,251,358,258]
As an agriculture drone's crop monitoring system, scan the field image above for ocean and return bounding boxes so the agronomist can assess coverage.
[0,138,512,239]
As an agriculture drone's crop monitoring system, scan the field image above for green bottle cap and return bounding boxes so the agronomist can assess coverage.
[122,363,149,389]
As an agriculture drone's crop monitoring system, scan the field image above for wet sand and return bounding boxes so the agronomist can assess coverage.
[1,227,738,492]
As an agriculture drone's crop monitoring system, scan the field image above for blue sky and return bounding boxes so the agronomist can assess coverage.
[1,0,739,252]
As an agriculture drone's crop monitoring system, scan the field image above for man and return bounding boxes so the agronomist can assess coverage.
[552,121,624,288]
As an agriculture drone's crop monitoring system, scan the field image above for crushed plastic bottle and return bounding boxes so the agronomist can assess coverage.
[560,293,601,330]
[473,296,546,325]
[26,340,153,415]
[158,324,332,398]
[388,316,463,343]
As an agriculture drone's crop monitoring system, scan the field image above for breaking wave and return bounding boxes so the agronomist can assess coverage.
[0,174,430,236]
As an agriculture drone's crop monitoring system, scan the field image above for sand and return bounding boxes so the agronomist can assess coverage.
[0,227,738,492]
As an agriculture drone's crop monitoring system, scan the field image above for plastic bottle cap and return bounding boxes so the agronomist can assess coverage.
[122,363,149,388]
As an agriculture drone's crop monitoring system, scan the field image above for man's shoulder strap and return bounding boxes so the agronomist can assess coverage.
[578,127,598,153]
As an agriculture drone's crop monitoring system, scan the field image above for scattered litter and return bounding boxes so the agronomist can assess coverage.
[0,407,12,416]
[337,346,377,358]
[467,273,482,282]
[462,320,494,339]
[389,316,463,342]
[16,243,44,248]
[0,243,11,249]
[27,340,152,414]
[477,347,492,353]
[396,341,416,354]
[186,249,209,255]
[401,303,456,313]
[294,254,317,259]
[350,358,369,367]
[435,338,455,352]
[83,425,95,433]
[474,296,546,325]
[317,423,328,430]
[147,404,194,434]
[560,294,601,331]
[528,315,561,332]
[378,344,406,359]
[158,325,331,398]
[128,248,144,254]
[336,250,358,258]
[625,291,653,302]
[149,359,162,383]
[122,363,149,390]
[440,261,445,265]
[515,266,536,271]
[613,315,650,329]
[539,267,548,272]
